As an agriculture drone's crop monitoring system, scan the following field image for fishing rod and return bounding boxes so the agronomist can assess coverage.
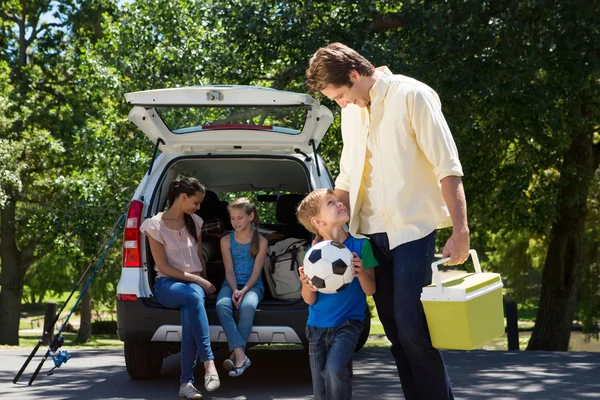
[13,211,126,385]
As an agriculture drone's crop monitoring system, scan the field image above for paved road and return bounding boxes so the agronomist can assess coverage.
[1,347,600,399]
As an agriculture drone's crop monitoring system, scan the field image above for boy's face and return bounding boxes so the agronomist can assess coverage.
[312,193,349,231]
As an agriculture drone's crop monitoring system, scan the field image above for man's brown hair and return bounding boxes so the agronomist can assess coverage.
[296,188,335,235]
[306,43,375,91]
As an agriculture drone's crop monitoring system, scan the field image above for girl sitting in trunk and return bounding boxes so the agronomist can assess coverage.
[216,197,268,377]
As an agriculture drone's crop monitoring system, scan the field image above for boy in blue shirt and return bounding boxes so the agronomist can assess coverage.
[297,189,378,400]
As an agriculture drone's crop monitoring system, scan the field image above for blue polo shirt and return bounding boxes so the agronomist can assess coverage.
[307,235,378,328]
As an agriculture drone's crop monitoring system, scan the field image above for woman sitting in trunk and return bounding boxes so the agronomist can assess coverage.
[140,177,220,399]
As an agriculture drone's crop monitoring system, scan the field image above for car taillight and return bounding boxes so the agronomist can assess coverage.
[118,294,138,301]
[123,200,144,267]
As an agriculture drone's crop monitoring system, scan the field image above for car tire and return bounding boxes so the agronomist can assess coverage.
[124,340,165,379]
[355,306,371,352]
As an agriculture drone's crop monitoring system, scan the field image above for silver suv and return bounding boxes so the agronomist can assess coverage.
[116,86,371,379]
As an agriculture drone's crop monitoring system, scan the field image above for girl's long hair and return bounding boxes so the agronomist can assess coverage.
[228,197,260,258]
[167,177,206,242]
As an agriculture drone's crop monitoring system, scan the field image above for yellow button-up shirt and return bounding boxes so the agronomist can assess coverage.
[335,68,463,249]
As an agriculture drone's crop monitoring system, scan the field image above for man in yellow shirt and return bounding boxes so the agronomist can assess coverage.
[306,43,469,400]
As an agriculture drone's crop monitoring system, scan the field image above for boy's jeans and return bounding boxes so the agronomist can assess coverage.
[367,231,454,400]
[306,319,363,400]
[154,277,214,384]
[215,285,264,352]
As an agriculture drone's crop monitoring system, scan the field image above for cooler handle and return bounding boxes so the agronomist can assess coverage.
[430,249,482,292]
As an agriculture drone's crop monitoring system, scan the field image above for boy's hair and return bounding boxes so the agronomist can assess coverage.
[296,188,335,235]
[228,197,260,258]
[306,42,375,91]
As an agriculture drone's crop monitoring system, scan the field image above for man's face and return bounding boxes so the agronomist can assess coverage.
[320,70,371,109]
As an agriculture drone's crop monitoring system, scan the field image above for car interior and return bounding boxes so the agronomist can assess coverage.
[144,156,315,304]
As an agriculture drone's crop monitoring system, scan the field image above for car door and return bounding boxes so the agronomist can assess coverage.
[125,85,333,155]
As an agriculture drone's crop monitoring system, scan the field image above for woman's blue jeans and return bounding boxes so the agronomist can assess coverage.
[154,277,214,384]
[367,231,454,400]
[306,319,363,400]
[215,285,264,352]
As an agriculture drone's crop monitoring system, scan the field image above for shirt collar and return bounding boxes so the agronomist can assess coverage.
[370,66,393,101]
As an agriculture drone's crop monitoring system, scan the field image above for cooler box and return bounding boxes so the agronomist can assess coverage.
[421,250,504,350]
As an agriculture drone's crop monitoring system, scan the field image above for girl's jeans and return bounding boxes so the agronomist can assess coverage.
[215,285,264,352]
[154,277,214,384]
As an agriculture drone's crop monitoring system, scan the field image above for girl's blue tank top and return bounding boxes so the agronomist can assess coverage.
[227,231,263,290]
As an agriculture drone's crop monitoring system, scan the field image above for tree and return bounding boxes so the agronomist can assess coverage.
[0,0,145,345]
[99,0,600,349]
[384,0,600,350]
[2,0,597,349]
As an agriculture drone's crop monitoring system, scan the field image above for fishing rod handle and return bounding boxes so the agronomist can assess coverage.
[28,352,48,385]
[13,334,45,384]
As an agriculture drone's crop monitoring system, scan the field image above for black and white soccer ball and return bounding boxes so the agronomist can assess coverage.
[303,240,354,294]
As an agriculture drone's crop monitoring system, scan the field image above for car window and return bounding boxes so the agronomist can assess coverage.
[223,191,302,225]
[156,106,310,135]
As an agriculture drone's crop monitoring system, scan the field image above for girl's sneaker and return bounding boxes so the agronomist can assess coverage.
[179,383,202,399]
[204,373,220,392]
[229,357,251,377]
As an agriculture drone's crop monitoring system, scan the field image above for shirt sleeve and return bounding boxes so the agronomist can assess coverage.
[360,240,379,269]
[139,218,164,245]
[409,86,464,182]
[334,108,352,192]
[191,214,204,238]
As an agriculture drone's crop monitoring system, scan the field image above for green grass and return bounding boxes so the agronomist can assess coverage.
[363,339,391,348]
[3,333,123,350]
[369,320,385,336]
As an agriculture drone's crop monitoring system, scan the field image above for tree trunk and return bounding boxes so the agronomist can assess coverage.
[76,271,92,344]
[527,129,596,351]
[0,198,24,345]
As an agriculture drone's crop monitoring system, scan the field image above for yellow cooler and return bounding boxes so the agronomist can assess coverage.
[421,250,504,350]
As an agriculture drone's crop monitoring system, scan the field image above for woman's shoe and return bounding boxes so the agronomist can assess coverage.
[204,373,220,392]
[229,357,251,377]
[179,383,203,399]
[223,358,234,371]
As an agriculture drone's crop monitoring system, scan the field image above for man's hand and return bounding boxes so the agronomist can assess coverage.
[351,252,364,277]
[299,266,318,292]
[442,230,470,265]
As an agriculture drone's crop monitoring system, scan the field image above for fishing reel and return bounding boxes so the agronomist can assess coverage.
[47,335,71,375]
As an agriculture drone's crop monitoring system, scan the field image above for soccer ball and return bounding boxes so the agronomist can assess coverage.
[303,240,354,294]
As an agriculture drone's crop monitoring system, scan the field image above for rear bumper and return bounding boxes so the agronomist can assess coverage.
[116,298,309,344]
[151,324,302,343]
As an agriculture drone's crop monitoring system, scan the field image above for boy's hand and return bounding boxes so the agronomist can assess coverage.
[298,266,318,292]
[351,252,364,277]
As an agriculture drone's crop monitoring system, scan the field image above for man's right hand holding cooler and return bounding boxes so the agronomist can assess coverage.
[299,266,318,292]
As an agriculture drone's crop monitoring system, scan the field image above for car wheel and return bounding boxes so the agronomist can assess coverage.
[124,340,165,379]
[355,306,371,352]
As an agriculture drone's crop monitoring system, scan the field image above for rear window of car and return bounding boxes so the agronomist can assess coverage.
[156,105,310,135]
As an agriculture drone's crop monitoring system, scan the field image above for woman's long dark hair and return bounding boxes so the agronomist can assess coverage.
[228,197,260,258]
[167,177,206,242]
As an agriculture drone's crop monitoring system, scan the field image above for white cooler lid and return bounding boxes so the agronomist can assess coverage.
[421,272,503,302]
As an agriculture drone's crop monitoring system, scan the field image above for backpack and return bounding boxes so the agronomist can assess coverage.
[263,238,307,301]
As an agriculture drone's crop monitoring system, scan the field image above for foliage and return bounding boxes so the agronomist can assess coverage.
[580,168,600,339]
[1,0,598,348]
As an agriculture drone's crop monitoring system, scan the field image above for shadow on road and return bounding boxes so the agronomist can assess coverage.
[1,347,600,399]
